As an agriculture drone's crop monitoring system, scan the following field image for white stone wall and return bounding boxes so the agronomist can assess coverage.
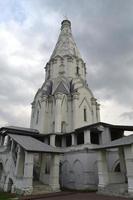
[0,141,34,195]
[61,150,98,190]
[30,82,100,134]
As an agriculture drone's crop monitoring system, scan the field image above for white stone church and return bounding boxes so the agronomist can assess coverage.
[0,19,133,197]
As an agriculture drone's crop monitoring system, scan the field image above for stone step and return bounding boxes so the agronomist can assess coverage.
[32,181,52,195]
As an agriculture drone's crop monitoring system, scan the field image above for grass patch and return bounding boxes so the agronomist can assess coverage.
[0,192,16,200]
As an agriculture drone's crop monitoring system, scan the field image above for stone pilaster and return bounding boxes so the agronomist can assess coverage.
[40,153,47,184]
[124,145,133,195]
[15,145,21,176]
[101,127,111,144]
[98,150,109,189]
[30,101,35,128]
[24,152,34,188]
[91,97,97,123]
[50,134,56,147]
[96,103,100,122]
[62,136,66,147]
[55,93,63,133]
[15,146,25,178]
[119,147,126,182]
[49,154,60,191]
[84,129,91,144]
[72,133,77,145]
[72,92,79,130]
[40,95,47,133]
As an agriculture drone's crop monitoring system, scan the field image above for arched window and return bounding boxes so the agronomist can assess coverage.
[84,108,87,121]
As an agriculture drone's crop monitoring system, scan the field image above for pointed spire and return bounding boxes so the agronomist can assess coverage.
[50,19,82,60]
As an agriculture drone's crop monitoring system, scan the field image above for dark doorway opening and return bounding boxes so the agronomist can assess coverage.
[90,132,99,144]
[66,135,72,147]
[77,132,84,145]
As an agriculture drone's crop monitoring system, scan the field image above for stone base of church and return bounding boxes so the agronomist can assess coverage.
[14,187,33,196]
[98,183,129,197]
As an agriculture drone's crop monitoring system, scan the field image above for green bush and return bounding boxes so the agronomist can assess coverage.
[0,192,16,200]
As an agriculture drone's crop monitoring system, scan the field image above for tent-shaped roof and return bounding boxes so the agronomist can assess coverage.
[50,20,82,60]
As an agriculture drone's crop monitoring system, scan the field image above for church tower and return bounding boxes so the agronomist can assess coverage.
[30,19,100,134]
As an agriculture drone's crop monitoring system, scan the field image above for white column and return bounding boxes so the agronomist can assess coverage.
[55,93,63,133]
[101,127,111,144]
[40,153,47,184]
[98,150,109,189]
[124,145,133,195]
[50,134,56,147]
[40,95,47,133]
[49,154,60,191]
[15,145,21,176]
[30,101,35,128]
[84,129,91,144]
[91,97,97,123]
[96,103,100,122]
[62,136,66,147]
[119,147,126,181]
[72,133,77,145]
[24,152,34,188]
[73,92,79,130]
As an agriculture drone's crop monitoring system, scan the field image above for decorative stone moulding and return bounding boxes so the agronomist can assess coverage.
[72,92,79,100]
[97,125,104,132]
[96,103,100,110]
[31,101,35,109]
[55,92,63,100]
[91,97,97,105]
[67,56,73,62]
[41,95,48,102]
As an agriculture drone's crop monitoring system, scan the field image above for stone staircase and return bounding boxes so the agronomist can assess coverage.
[98,183,128,197]
[32,181,52,195]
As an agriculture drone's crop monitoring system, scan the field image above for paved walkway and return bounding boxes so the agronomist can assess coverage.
[20,192,132,200]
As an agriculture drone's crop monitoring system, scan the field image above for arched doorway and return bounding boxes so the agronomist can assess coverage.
[114,162,120,172]
[7,178,13,193]
[73,160,84,189]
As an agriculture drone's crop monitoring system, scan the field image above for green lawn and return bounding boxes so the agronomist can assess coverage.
[0,192,16,200]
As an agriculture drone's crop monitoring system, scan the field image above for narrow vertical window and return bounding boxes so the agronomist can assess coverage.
[76,66,79,75]
[36,110,39,124]
[84,108,87,121]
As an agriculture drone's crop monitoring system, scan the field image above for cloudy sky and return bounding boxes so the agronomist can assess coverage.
[0,0,133,129]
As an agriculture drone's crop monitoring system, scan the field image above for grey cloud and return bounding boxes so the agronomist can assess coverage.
[120,111,133,120]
